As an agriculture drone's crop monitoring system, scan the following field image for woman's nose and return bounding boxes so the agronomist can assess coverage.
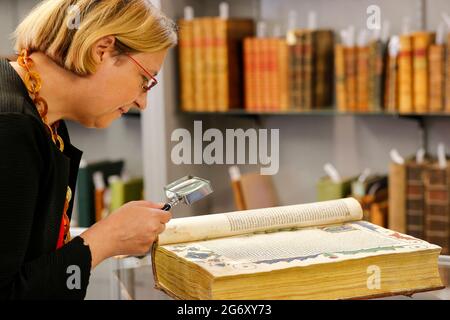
[136,95,148,110]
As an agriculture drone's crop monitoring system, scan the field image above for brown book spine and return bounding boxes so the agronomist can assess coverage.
[303,31,314,110]
[398,35,413,113]
[278,40,290,111]
[428,44,445,112]
[94,189,105,222]
[178,19,195,112]
[384,53,398,112]
[388,163,406,233]
[412,32,435,113]
[192,18,206,111]
[243,38,254,111]
[446,33,450,112]
[203,18,216,111]
[424,164,450,255]
[287,40,297,109]
[254,38,263,111]
[214,18,227,112]
[368,40,386,112]
[406,162,427,239]
[344,46,357,111]
[289,34,303,110]
[335,44,347,112]
[216,19,255,111]
[231,180,247,210]
[370,201,388,228]
[267,38,278,111]
[357,46,370,112]
[314,30,334,109]
[260,38,270,111]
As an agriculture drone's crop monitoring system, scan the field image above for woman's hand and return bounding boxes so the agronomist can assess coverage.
[79,200,172,268]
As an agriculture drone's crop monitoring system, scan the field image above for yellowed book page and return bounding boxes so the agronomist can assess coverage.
[161,221,440,277]
[159,197,363,245]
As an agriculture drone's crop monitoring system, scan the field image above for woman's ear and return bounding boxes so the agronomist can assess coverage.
[92,36,116,64]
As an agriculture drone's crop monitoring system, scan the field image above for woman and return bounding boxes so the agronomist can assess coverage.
[0,0,177,299]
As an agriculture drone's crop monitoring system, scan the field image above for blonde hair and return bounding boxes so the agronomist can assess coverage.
[14,0,178,75]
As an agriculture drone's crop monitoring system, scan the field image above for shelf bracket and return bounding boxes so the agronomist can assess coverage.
[398,115,428,154]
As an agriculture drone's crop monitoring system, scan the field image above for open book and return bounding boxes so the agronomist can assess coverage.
[151,198,443,299]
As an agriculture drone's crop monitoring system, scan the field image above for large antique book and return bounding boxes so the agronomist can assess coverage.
[151,198,443,300]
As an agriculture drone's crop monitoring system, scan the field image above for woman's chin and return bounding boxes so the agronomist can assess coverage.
[91,115,118,129]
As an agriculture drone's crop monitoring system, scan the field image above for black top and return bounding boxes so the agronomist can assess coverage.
[0,58,92,299]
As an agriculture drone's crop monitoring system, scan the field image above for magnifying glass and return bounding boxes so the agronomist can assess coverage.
[161,175,213,211]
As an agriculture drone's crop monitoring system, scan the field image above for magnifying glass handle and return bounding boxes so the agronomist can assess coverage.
[161,203,171,211]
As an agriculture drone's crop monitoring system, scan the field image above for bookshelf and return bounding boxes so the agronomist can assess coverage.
[144,0,450,218]
[180,110,450,117]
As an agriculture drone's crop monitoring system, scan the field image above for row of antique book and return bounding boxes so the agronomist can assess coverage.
[338,31,450,113]
[178,17,450,113]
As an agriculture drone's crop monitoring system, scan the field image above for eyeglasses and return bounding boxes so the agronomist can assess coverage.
[125,53,158,92]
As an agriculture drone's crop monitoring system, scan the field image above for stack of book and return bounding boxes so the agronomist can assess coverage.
[388,156,450,255]
[178,16,255,112]
[385,31,450,114]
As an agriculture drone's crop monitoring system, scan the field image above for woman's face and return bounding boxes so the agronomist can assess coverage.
[77,48,168,128]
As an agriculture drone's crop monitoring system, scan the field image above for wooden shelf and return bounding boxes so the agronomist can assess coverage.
[179,109,450,117]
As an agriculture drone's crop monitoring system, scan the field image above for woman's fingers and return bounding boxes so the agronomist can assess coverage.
[127,200,166,209]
